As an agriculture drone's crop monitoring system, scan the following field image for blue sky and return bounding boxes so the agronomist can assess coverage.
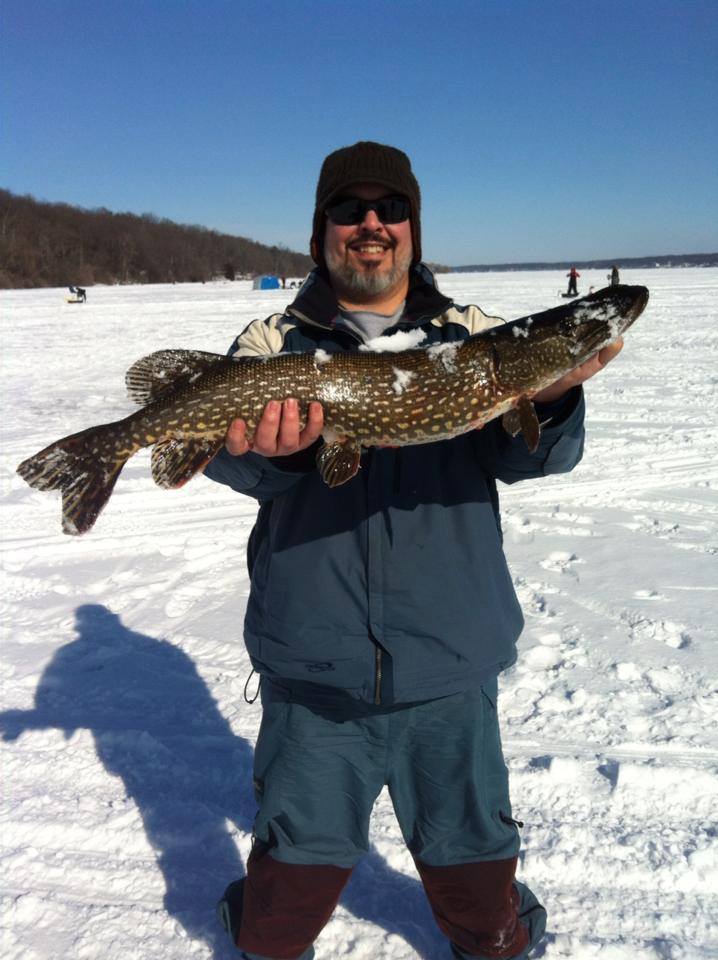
[3,0,717,265]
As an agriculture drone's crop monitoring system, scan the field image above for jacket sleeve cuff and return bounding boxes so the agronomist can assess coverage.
[203,447,265,492]
[538,387,586,475]
[533,385,582,427]
[266,439,321,473]
[203,444,318,499]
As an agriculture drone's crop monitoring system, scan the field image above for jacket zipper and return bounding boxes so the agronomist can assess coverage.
[374,646,382,705]
[286,308,363,343]
[288,299,443,710]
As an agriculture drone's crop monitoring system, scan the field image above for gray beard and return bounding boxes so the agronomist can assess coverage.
[325,244,413,299]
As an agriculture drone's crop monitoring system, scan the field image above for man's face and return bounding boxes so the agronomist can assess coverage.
[323,182,413,301]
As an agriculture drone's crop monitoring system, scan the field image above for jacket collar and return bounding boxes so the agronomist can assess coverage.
[286,263,453,331]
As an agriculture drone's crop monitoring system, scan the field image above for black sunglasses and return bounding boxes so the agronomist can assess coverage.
[325,194,411,226]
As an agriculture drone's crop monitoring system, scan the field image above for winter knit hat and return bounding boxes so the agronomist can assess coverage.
[310,141,422,265]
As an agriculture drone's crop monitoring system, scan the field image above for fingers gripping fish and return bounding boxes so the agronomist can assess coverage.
[17,284,648,535]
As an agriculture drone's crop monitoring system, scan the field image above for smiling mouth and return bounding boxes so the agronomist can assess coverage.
[350,243,391,255]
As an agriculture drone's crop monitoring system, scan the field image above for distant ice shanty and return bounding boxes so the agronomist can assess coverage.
[252,275,281,290]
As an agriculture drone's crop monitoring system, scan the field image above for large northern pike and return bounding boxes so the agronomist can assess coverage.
[17,284,648,535]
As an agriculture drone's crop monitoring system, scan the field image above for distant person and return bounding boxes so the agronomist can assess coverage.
[566,266,580,297]
[609,265,620,286]
[206,141,625,960]
[68,285,87,303]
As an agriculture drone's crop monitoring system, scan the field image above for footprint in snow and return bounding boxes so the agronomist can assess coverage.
[502,685,542,721]
[538,632,563,647]
[164,581,206,619]
[658,620,691,649]
[614,660,643,682]
[633,589,666,601]
[539,551,580,575]
[523,645,563,672]
[625,615,691,649]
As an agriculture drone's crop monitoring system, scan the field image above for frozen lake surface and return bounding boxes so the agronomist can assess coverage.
[2,268,717,959]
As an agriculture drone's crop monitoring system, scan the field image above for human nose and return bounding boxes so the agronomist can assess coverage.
[358,205,383,231]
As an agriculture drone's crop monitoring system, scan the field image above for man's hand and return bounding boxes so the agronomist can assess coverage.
[225,399,324,457]
[532,338,624,404]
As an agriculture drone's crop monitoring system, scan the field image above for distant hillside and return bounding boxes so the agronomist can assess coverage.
[453,253,718,273]
[0,189,315,289]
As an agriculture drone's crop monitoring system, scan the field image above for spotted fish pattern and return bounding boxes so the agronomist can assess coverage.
[17,284,648,535]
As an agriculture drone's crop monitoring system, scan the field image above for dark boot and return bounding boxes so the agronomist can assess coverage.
[217,878,245,946]
[217,873,318,960]
[450,881,546,959]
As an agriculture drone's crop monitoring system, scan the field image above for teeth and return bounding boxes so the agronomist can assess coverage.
[354,245,386,253]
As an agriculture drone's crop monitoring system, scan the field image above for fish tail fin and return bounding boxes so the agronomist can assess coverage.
[17,424,131,535]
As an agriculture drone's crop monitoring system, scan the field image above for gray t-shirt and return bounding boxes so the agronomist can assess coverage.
[336,302,406,343]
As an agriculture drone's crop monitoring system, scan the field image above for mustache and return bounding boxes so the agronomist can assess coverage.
[347,231,393,249]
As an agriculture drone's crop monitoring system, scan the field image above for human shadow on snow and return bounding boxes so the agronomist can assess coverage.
[0,604,440,959]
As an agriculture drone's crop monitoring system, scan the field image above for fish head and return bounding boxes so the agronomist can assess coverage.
[492,284,649,392]
[561,284,649,355]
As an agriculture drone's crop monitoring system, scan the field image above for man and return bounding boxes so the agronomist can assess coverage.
[565,266,580,297]
[206,141,622,960]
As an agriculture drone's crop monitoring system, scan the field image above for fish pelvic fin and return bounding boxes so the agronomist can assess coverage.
[316,438,361,487]
[16,424,130,535]
[125,349,229,405]
[151,436,225,489]
[501,409,522,439]
[516,394,541,452]
[502,395,548,453]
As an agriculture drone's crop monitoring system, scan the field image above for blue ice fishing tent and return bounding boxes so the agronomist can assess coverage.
[252,275,281,290]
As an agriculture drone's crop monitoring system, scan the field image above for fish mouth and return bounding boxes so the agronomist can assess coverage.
[581,283,648,319]
[627,285,649,322]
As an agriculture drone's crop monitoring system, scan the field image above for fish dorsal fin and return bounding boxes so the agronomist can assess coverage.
[125,350,228,405]
[151,436,225,489]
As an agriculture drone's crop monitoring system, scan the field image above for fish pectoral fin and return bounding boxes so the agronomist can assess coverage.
[151,436,225,489]
[316,438,361,488]
[126,350,229,405]
[501,408,522,438]
[502,395,541,453]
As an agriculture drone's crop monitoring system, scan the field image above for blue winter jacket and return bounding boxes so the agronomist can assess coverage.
[204,265,585,704]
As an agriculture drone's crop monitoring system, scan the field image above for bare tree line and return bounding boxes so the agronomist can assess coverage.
[0,189,314,289]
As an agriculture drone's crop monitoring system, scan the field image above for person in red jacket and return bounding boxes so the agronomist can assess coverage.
[566,266,580,297]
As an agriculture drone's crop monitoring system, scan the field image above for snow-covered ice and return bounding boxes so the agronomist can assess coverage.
[2,269,717,959]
